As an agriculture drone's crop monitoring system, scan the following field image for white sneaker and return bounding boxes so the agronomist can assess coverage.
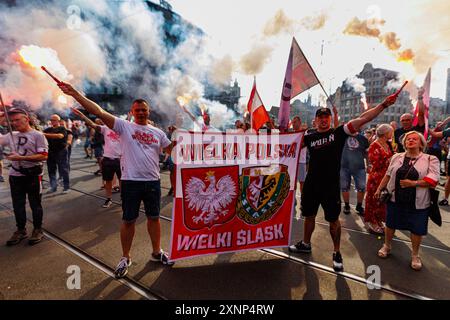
[102,199,113,208]
[114,257,132,278]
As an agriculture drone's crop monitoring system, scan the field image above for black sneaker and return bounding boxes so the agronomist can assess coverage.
[114,257,132,278]
[28,228,44,245]
[333,252,344,272]
[439,199,449,206]
[150,250,175,266]
[6,229,27,246]
[94,170,101,176]
[102,199,113,208]
[343,206,351,215]
[355,205,364,217]
[288,241,312,254]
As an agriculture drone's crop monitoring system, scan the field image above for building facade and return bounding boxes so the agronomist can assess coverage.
[429,97,447,128]
[332,63,414,127]
[204,79,241,111]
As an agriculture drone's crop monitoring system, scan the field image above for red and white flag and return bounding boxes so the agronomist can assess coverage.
[247,79,270,131]
[278,37,320,130]
[413,68,431,139]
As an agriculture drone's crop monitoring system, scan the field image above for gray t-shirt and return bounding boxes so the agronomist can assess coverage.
[341,134,369,171]
[0,130,49,176]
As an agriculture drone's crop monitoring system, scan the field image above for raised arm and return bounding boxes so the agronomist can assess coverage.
[71,108,101,132]
[58,82,115,130]
[332,105,339,128]
[180,105,203,129]
[416,88,426,127]
[347,94,397,132]
[433,116,450,132]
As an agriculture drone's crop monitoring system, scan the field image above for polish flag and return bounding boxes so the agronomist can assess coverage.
[278,37,320,130]
[247,80,270,131]
[413,68,431,139]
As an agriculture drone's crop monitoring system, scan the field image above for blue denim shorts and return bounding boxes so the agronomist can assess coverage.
[121,180,161,222]
[340,168,366,192]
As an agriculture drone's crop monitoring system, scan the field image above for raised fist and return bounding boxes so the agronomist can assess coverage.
[58,82,78,97]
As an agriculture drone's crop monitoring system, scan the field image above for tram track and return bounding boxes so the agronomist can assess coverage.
[70,167,450,254]
[56,176,438,300]
[12,161,439,300]
[0,202,166,301]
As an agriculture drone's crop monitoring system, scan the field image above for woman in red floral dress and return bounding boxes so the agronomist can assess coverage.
[365,124,394,234]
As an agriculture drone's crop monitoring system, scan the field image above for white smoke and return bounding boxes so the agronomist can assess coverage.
[0,0,240,129]
[345,75,366,93]
[344,75,368,109]
[118,1,167,69]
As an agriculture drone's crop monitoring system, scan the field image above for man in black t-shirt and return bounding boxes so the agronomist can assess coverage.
[44,114,70,193]
[289,93,398,272]
[394,91,426,152]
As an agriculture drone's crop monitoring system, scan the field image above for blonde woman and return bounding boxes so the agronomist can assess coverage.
[375,131,439,270]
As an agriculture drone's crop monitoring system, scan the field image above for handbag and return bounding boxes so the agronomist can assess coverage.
[379,188,392,203]
[427,156,442,227]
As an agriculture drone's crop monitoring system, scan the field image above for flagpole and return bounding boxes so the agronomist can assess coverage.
[250,76,255,131]
[0,90,17,153]
[294,38,335,108]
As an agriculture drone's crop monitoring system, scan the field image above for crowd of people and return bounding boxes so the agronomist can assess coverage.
[0,82,447,277]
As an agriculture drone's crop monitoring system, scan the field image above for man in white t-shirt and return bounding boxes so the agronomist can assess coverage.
[71,108,121,208]
[59,83,174,279]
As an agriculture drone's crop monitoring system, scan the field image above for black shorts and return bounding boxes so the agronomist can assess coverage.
[121,180,161,222]
[301,182,341,222]
[102,157,121,181]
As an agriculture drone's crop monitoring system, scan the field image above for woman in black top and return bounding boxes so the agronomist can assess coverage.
[375,131,440,270]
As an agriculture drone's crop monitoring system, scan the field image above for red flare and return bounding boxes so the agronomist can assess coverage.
[41,66,61,84]
[394,80,408,97]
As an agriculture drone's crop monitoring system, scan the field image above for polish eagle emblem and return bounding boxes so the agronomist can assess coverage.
[185,170,238,227]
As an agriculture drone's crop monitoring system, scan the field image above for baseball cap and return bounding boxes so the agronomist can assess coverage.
[7,108,29,116]
[315,108,332,117]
